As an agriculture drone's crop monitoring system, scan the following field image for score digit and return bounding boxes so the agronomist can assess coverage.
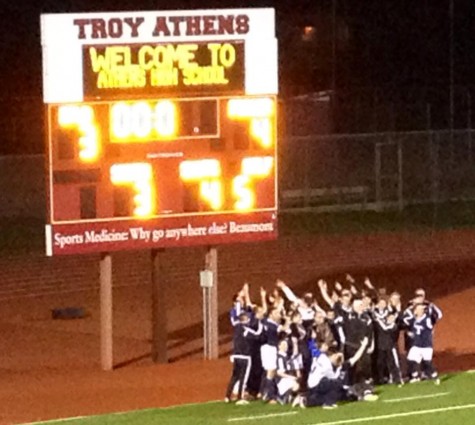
[227,97,275,149]
[110,100,177,142]
[179,159,224,210]
[58,105,100,162]
[110,163,155,217]
[233,156,274,211]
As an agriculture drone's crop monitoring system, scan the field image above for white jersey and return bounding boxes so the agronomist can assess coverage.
[307,353,340,389]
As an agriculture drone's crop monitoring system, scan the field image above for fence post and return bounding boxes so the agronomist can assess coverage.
[468,91,473,164]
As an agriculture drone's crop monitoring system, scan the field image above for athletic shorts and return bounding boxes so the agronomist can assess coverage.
[407,346,433,363]
[289,354,303,371]
[277,377,297,396]
[260,344,278,371]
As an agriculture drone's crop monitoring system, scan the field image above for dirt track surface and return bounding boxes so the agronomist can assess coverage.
[0,231,475,424]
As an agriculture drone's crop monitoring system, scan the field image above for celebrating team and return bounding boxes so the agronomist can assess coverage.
[225,275,443,408]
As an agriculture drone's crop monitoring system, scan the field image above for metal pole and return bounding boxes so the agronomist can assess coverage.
[449,0,454,133]
[100,253,113,371]
[151,249,168,364]
[374,143,382,211]
[449,0,455,164]
[468,91,473,163]
[204,247,219,359]
[331,0,336,96]
[397,139,404,212]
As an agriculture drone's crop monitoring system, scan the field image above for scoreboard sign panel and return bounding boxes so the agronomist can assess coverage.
[41,9,278,256]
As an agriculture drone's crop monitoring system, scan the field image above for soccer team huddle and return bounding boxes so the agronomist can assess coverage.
[225,275,443,408]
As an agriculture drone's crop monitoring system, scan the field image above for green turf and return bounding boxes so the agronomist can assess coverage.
[27,371,475,425]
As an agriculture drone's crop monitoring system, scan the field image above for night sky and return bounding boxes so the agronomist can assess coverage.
[2,0,474,96]
[0,0,474,154]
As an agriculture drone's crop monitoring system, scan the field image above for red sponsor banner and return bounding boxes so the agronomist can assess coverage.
[47,210,277,255]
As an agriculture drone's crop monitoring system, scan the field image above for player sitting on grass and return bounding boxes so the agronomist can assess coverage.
[293,336,377,409]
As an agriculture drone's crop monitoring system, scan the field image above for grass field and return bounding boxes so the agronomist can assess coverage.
[25,372,475,425]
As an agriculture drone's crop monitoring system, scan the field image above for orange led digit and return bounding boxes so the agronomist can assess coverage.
[110,100,177,142]
[131,101,153,138]
[199,179,224,211]
[154,100,176,137]
[250,118,273,148]
[58,105,100,162]
[110,162,155,217]
[227,97,275,119]
[232,157,274,210]
[241,156,274,177]
[110,102,131,139]
[228,98,275,148]
[232,174,254,211]
[179,159,221,181]
[179,159,223,210]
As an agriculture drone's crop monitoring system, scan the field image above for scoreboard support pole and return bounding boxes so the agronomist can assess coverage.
[100,253,113,371]
[203,246,219,359]
[151,249,168,363]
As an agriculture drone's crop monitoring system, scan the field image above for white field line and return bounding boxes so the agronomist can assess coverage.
[228,412,297,422]
[19,400,222,425]
[306,403,475,425]
[383,392,450,403]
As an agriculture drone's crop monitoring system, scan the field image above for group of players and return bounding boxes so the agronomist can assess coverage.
[225,275,443,408]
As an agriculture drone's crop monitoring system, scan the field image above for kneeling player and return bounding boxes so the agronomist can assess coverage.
[275,339,300,404]
[295,336,377,409]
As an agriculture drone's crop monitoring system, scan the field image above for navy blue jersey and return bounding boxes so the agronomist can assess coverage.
[232,321,263,356]
[405,314,435,348]
[427,303,443,324]
[289,322,307,354]
[229,302,243,327]
[263,318,280,347]
[277,352,292,375]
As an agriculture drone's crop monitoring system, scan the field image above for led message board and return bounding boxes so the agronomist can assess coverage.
[41,9,278,255]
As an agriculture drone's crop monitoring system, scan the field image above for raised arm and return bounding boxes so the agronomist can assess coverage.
[242,282,254,308]
[318,279,335,308]
[260,287,268,314]
[276,280,300,304]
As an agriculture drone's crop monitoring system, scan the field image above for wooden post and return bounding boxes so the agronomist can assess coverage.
[203,247,219,359]
[100,253,113,371]
[151,249,168,363]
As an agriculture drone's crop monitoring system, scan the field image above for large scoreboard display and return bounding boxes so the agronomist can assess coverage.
[41,9,278,255]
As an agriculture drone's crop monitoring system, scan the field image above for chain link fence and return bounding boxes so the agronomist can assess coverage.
[1,92,475,217]
[280,129,475,212]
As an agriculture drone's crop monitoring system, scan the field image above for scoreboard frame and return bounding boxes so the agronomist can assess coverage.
[41,9,278,256]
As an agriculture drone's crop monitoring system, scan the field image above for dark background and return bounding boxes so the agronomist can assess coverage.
[0,0,474,153]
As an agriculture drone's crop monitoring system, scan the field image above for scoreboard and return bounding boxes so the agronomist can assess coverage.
[41,9,278,255]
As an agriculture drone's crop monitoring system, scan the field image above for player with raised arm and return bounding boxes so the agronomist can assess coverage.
[276,279,325,383]
[404,302,441,384]
[246,286,268,399]
[259,307,289,402]
[225,312,263,405]
[373,304,404,386]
